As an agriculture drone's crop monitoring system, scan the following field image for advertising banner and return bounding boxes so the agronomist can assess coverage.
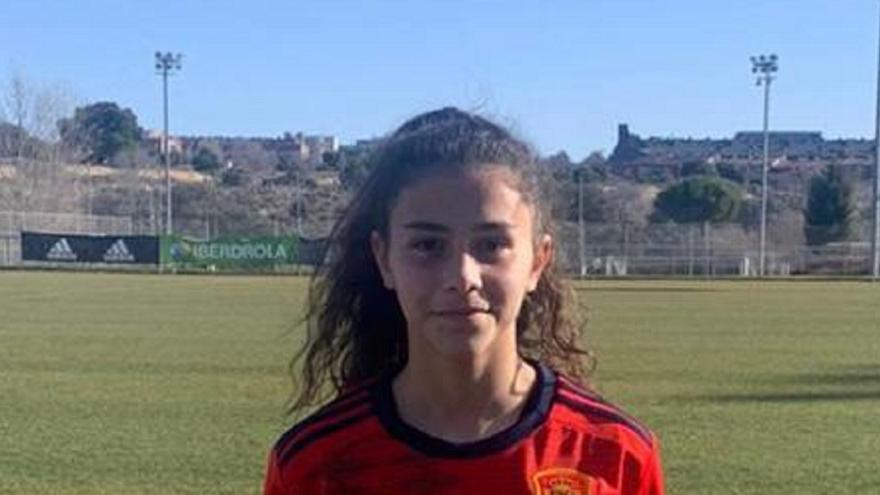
[295,237,329,266]
[21,232,159,264]
[160,235,298,267]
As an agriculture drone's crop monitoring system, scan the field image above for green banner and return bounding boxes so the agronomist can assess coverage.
[160,235,297,267]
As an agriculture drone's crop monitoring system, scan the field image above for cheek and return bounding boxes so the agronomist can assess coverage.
[499,253,541,311]
[484,266,531,310]
[388,253,431,287]
[387,260,433,312]
[499,249,537,288]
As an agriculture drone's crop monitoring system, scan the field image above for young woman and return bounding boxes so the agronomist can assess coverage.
[264,108,664,494]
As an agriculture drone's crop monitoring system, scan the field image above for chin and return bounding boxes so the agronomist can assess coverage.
[425,325,497,360]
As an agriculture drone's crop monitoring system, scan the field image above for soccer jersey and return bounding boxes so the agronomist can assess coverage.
[264,363,664,495]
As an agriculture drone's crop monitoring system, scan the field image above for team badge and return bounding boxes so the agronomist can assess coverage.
[530,467,595,495]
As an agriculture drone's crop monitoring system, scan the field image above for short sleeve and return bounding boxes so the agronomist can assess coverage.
[639,436,665,495]
[262,449,285,495]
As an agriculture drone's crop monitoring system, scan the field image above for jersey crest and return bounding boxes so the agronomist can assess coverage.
[530,467,595,495]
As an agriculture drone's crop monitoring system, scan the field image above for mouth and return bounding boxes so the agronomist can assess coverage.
[431,307,490,316]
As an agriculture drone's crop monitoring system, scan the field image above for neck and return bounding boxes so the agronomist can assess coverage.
[393,350,537,443]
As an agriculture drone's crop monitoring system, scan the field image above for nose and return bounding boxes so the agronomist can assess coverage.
[442,250,482,294]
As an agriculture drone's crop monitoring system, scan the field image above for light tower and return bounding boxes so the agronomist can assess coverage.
[155,52,182,235]
[872,3,880,280]
[577,167,586,278]
[751,53,778,277]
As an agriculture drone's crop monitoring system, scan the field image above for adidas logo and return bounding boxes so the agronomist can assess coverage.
[47,238,77,261]
[103,239,135,262]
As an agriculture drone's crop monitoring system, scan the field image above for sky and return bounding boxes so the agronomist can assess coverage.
[2,0,879,159]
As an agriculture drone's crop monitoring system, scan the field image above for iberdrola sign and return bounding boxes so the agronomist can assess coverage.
[160,235,297,267]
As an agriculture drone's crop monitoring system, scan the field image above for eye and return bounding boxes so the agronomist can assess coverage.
[409,237,445,256]
[474,236,511,259]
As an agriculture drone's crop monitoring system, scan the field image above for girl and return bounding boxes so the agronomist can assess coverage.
[264,108,664,495]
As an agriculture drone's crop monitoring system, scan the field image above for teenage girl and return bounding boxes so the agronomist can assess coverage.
[264,108,664,494]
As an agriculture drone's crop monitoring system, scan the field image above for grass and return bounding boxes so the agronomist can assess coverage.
[1,271,878,494]
[0,272,299,495]
[578,279,880,493]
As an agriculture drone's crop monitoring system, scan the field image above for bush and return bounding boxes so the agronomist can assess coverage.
[653,176,742,224]
[192,147,221,173]
[804,166,855,246]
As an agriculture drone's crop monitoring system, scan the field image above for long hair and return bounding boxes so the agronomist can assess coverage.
[289,107,591,413]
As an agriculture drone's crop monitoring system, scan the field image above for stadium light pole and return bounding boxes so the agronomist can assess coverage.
[872,2,880,280]
[155,52,182,236]
[578,168,586,278]
[86,163,92,225]
[297,171,303,236]
[751,54,778,277]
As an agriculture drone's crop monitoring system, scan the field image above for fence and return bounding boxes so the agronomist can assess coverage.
[1,210,876,277]
[0,211,133,266]
[0,211,133,236]
[553,221,876,277]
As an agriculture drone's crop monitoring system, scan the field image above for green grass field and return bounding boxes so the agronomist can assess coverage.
[1,271,878,494]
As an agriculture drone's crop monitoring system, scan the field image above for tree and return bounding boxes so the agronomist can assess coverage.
[225,139,275,171]
[716,162,745,185]
[562,180,610,223]
[0,71,80,215]
[1,72,30,159]
[581,150,606,167]
[275,151,297,171]
[680,160,718,178]
[58,101,142,165]
[652,176,742,224]
[192,147,221,173]
[337,147,375,190]
[221,166,248,187]
[572,163,607,184]
[322,151,340,168]
[0,121,30,158]
[1,71,75,162]
[804,166,855,246]
[544,151,573,169]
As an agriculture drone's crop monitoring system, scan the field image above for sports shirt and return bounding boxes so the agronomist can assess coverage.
[264,363,664,494]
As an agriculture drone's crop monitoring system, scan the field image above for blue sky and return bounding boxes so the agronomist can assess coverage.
[2,1,879,159]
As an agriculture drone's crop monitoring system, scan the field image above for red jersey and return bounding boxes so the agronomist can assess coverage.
[264,363,663,494]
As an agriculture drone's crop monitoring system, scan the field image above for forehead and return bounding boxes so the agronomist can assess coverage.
[389,167,534,230]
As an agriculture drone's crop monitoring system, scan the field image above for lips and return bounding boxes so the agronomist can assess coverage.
[431,307,490,316]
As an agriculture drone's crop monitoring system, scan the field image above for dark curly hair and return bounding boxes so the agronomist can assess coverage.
[289,107,592,413]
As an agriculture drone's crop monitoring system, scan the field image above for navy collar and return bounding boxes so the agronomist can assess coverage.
[372,360,556,458]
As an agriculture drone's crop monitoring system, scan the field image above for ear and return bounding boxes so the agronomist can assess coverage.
[526,234,553,292]
[370,230,395,290]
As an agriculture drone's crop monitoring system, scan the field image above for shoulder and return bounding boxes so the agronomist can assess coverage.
[551,372,657,452]
[271,379,377,469]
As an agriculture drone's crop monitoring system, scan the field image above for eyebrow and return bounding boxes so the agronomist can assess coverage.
[402,221,516,232]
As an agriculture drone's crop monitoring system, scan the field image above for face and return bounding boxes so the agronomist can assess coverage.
[371,166,552,363]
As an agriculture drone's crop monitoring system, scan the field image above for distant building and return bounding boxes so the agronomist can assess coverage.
[146,130,184,155]
[179,131,340,171]
[275,132,338,164]
[610,124,874,168]
[338,137,382,156]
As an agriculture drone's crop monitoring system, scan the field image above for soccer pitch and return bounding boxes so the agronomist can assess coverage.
[1,271,877,494]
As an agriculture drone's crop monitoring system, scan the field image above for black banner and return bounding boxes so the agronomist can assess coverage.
[295,236,329,266]
[21,232,159,265]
